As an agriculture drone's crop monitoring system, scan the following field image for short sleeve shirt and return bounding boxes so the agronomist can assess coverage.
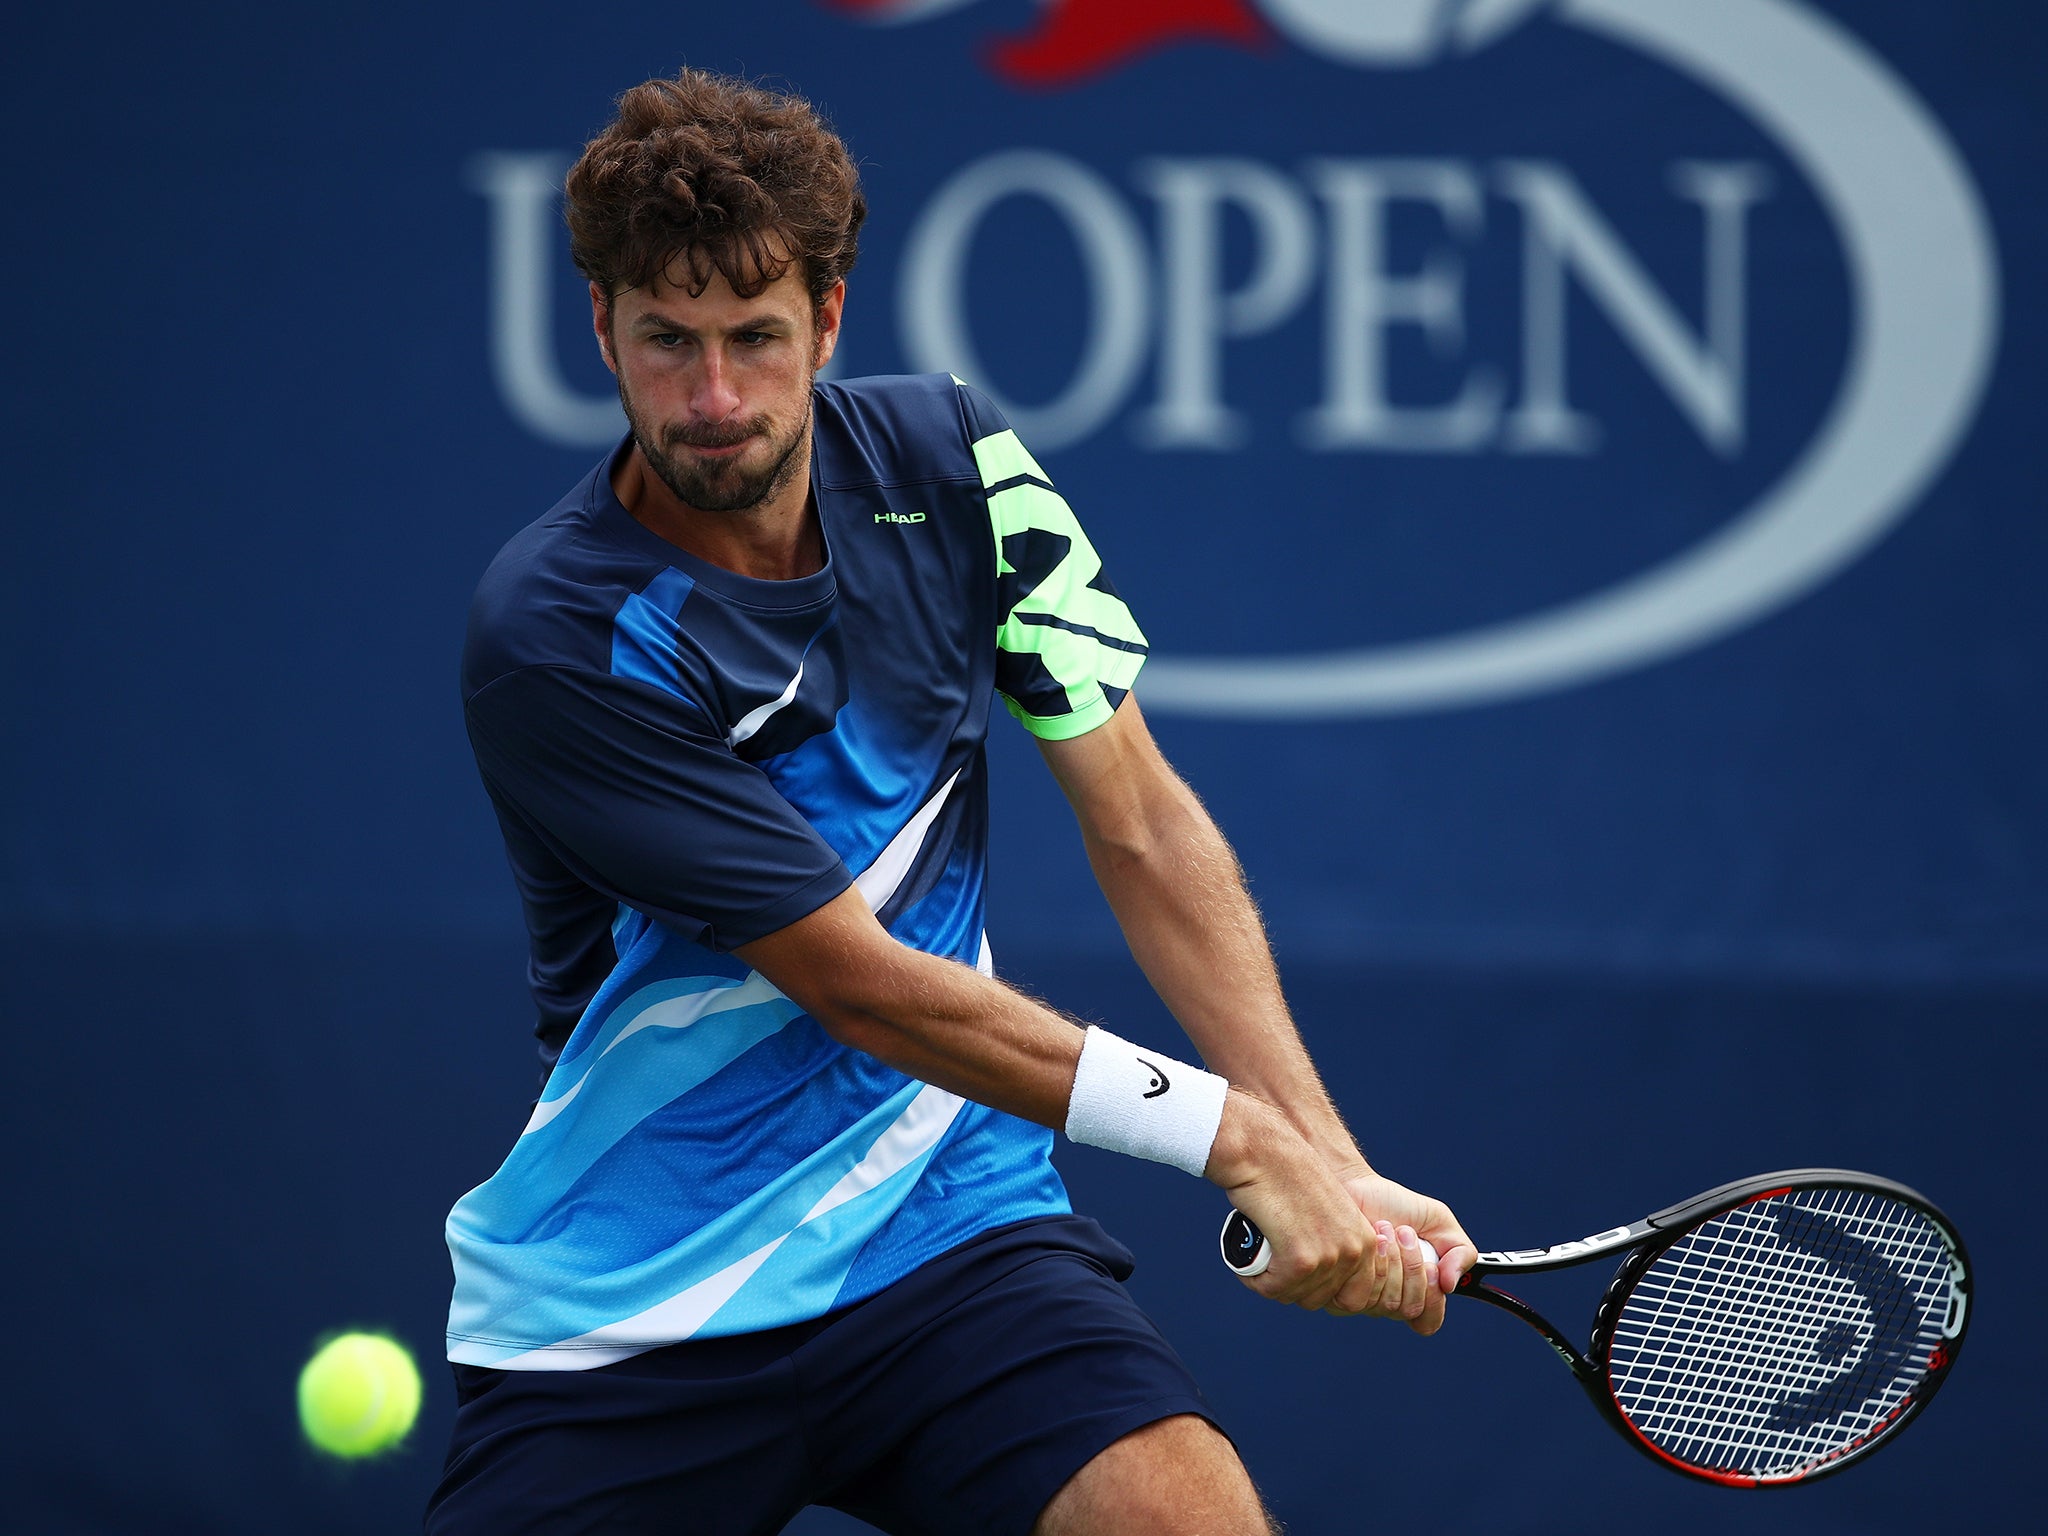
[445,374,1149,1369]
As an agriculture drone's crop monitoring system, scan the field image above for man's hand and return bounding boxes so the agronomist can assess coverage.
[1207,1092,1384,1312]
[1331,1171,1476,1336]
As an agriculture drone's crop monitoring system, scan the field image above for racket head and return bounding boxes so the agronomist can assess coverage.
[1586,1169,1969,1487]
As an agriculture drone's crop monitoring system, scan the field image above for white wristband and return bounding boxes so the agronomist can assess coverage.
[1063,1026,1228,1177]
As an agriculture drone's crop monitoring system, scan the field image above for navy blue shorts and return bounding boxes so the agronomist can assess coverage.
[424,1215,1221,1536]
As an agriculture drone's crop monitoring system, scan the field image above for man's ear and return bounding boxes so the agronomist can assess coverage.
[590,282,618,374]
[813,280,846,372]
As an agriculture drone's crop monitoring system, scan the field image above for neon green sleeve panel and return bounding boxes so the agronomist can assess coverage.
[973,425,1150,741]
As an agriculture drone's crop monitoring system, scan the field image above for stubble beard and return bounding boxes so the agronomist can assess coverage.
[621,380,814,516]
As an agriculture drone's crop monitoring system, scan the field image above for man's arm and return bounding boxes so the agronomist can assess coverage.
[735,886,1432,1319]
[1035,696,1475,1318]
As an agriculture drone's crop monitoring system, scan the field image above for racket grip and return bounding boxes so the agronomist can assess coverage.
[1219,1209,1438,1279]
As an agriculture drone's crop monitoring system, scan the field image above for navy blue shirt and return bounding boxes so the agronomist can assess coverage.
[446,374,1151,1367]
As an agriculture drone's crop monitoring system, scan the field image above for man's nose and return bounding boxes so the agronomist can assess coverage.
[690,349,743,423]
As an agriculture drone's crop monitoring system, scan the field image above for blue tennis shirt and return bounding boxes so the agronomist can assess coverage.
[446,374,1149,1369]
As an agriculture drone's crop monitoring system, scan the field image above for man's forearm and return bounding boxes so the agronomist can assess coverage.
[736,885,1312,1194]
[1037,702,1366,1175]
[737,874,1403,1313]
[738,888,1084,1126]
[1080,782,1365,1172]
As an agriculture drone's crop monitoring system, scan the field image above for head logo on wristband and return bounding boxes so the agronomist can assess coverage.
[1136,1058,1171,1099]
[1064,1026,1227,1176]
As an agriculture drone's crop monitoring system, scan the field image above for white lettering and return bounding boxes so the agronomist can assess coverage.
[468,153,624,449]
[898,150,1150,451]
[1499,159,1772,456]
[482,149,1772,467]
[1134,158,1317,449]
[1303,158,1504,451]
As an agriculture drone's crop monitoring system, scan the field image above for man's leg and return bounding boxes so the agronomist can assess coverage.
[802,1217,1250,1536]
[1032,1414,1278,1536]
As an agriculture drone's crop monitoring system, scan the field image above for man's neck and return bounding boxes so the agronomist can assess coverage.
[614,441,824,582]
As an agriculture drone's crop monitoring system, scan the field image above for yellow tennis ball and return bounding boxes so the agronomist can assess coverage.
[297,1331,422,1458]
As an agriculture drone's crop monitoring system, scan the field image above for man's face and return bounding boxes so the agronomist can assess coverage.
[594,259,843,515]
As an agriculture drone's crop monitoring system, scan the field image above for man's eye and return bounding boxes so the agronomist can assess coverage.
[650,333,682,348]
[739,331,774,347]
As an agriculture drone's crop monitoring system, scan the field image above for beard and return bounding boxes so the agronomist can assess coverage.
[620,383,813,515]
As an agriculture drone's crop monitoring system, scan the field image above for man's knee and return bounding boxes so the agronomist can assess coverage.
[1033,1413,1277,1536]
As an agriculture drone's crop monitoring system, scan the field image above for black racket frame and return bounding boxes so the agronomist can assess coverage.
[1454,1167,1971,1487]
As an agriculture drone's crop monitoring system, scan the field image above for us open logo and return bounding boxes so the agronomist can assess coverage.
[473,0,1998,717]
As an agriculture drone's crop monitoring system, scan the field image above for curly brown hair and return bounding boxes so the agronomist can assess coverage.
[565,68,866,310]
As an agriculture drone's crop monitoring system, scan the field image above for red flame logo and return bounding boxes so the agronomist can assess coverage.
[823,0,1270,88]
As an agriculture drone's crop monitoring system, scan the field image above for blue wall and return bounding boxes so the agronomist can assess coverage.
[6,2,2042,1530]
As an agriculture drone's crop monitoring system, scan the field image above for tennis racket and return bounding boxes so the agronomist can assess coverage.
[1219,1168,1969,1487]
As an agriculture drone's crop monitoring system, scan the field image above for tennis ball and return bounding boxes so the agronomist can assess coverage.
[297,1331,422,1458]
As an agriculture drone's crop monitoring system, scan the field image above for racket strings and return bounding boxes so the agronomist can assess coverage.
[1604,1188,1956,1479]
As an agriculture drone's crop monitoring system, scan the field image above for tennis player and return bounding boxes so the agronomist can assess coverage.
[427,67,1474,1536]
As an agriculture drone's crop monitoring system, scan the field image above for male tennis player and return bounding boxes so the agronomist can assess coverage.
[428,68,1474,1536]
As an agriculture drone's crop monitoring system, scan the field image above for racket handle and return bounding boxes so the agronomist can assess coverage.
[1219,1209,1437,1278]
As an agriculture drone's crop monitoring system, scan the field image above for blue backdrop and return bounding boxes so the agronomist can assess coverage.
[5,2,2042,1531]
